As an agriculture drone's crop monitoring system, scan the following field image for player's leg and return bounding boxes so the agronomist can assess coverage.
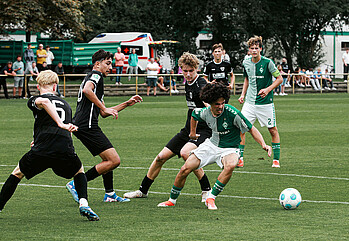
[239,103,256,167]
[157,154,201,207]
[268,126,281,168]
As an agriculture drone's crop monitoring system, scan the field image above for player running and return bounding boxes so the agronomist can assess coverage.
[0,70,99,221]
[158,82,271,210]
[124,52,212,201]
[238,36,283,168]
[66,49,142,203]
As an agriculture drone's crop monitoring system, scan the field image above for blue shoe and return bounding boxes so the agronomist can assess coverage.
[79,206,100,221]
[66,180,79,203]
[103,193,130,202]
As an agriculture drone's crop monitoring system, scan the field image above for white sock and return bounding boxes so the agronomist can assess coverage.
[106,191,115,196]
[169,198,177,204]
[207,190,217,200]
[79,198,88,207]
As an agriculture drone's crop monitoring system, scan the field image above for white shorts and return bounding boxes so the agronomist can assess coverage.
[192,139,240,169]
[241,102,276,128]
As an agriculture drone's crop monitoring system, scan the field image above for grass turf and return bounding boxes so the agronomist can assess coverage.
[0,93,348,240]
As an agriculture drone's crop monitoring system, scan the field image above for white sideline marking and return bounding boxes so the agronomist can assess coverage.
[1,164,349,181]
[0,182,348,205]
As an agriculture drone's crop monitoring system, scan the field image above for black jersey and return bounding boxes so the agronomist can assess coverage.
[183,76,210,132]
[203,60,233,85]
[27,94,75,156]
[73,70,104,129]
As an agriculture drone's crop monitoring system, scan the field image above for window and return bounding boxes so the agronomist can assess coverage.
[121,45,143,56]
[199,40,213,50]
[341,42,349,51]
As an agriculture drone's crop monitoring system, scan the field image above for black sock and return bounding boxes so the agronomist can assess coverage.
[85,166,100,182]
[0,174,21,210]
[139,175,154,194]
[74,173,88,200]
[102,171,114,193]
[199,174,211,191]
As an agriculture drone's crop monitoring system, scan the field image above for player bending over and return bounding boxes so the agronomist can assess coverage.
[158,82,271,210]
[66,49,142,203]
[124,52,212,201]
[0,70,99,221]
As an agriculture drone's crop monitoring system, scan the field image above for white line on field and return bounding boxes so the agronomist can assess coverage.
[0,182,348,205]
[1,164,349,181]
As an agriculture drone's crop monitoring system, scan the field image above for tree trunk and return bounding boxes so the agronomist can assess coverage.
[26,31,31,42]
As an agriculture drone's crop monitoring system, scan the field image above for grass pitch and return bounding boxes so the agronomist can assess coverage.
[0,93,348,240]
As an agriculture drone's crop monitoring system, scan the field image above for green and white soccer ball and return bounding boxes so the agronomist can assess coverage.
[279,188,302,210]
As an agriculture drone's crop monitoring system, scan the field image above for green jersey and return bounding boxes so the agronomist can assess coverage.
[192,104,252,148]
[243,56,280,105]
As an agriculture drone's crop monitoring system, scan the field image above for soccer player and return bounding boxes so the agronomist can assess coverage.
[157,82,271,210]
[203,43,235,103]
[238,36,283,168]
[0,70,99,221]
[66,49,143,203]
[124,52,212,201]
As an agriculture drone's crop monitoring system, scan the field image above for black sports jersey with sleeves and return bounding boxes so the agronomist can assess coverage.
[203,60,233,85]
[73,70,104,129]
[183,76,210,132]
[27,94,75,156]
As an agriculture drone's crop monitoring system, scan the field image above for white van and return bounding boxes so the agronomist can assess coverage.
[89,32,169,72]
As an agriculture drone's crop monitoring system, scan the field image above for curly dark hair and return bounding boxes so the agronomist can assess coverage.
[200,82,230,104]
[92,49,113,64]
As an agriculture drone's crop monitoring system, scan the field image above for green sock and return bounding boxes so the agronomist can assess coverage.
[239,144,245,158]
[211,180,226,197]
[272,142,280,160]
[170,185,182,200]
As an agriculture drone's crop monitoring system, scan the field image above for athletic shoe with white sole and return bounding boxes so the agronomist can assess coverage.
[123,190,148,199]
[104,193,130,202]
[237,158,244,168]
[157,200,175,207]
[201,191,210,202]
[79,206,100,221]
[66,180,79,203]
[205,198,217,210]
[272,160,280,168]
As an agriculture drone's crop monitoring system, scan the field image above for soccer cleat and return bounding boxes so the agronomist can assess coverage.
[157,200,175,207]
[272,160,280,168]
[205,198,217,210]
[79,206,100,221]
[66,180,79,203]
[123,190,148,199]
[103,193,130,203]
[237,158,244,168]
[201,191,210,203]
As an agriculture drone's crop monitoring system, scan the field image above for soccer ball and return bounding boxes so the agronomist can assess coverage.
[279,188,302,210]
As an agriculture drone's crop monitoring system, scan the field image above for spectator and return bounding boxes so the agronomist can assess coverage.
[163,69,179,93]
[22,62,38,98]
[277,64,288,96]
[177,66,185,84]
[146,57,159,96]
[314,68,328,90]
[222,49,230,63]
[24,43,35,65]
[306,68,321,91]
[13,55,25,98]
[281,58,291,87]
[114,47,125,85]
[41,61,49,71]
[0,61,16,99]
[45,45,55,70]
[323,69,336,90]
[342,48,349,82]
[300,68,310,87]
[54,62,64,97]
[128,48,138,81]
[36,44,48,71]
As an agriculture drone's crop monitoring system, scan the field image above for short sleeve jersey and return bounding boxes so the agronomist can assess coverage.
[183,76,209,132]
[73,70,104,129]
[27,94,75,156]
[0,66,13,80]
[243,56,280,105]
[203,60,233,85]
[13,61,24,74]
[281,62,289,78]
[36,49,47,64]
[192,104,252,148]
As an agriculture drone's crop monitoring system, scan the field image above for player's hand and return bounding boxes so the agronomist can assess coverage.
[258,88,270,98]
[238,95,244,104]
[189,133,200,140]
[103,107,119,119]
[59,123,78,132]
[263,145,272,157]
[228,85,233,90]
[127,95,143,106]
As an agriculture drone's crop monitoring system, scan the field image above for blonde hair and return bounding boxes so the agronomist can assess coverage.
[212,43,223,52]
[36,70,59,86]
[178,52,199,69]
[247,36,263,47]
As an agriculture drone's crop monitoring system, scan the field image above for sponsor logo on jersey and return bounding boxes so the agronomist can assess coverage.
[259,67,264,73]
[220,67,225,71]
[91,74,101,83]
[222,121,228,129]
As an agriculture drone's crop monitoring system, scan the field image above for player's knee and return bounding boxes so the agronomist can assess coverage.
[268,127,278,136]
[224,162,236,173]
[155,154,168,166]
[180,151,189,161]
[179,165,192,176]
[105,157,120,170]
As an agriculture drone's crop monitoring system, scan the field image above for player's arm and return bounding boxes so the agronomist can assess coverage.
[82,81,118,119]
[109,95,143,113]
[228,71,235,90]
[258,74,282,98]
[35,97,78,132]
[189,116,199,140]
[238,77,249,104]
[202,75,209,83]
[4,70,16,76]
[248,126,272,156]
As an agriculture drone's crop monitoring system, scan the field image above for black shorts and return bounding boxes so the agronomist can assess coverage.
[165,128,211,157]
[73,126,113,156]
[19,150,82,180]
